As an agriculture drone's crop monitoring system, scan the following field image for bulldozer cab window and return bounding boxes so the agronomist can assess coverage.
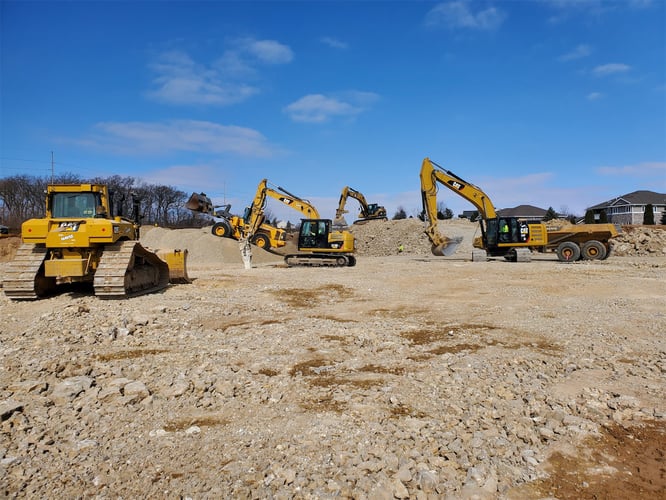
[52,193,99,218]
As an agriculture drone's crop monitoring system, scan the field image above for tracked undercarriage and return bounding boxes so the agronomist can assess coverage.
[3,241,173,300]
[284,253,357,267]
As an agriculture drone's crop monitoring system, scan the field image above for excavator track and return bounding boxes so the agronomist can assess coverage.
[2,244,56,300]
[93,241,170,298]
[284,253,356,267]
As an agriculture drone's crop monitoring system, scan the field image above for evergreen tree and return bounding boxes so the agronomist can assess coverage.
[392,207,407,220]
[584,210,595,224]
[599,211,608,223]
[661,210,666,225]
[643,204,655,225]
[544,207,558,221]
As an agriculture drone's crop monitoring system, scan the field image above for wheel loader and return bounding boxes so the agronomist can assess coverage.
[2,183,189,300]
[185,193,286,250]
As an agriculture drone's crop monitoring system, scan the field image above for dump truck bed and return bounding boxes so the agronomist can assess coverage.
[545,223,619,247]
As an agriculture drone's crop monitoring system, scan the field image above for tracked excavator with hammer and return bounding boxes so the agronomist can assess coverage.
[244,179,356,267]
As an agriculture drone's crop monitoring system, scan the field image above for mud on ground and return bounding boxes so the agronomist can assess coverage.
[0,221,664,498]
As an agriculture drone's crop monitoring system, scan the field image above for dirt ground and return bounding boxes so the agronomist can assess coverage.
[0,221,664,498]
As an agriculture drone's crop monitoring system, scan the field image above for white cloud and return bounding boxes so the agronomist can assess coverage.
[147,38,293,106]
[425,1,507,30]
[593,63,632,76]
[78,120,278,157]
[586,92,603,100]
[597,161,666,178]
[240,38,294,64]
[558,44,592,61]
[284,91,379,123]
[320,37,349,49]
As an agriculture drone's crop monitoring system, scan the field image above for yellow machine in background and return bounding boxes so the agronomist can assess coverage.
[420,157,619,262]
[185,193,286,250]
[334,186,387,226]
[3,184,188,299]
[244,179,356,267]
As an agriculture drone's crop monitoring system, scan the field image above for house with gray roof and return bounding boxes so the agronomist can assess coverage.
[496,205,549,219]
[459,205,551,220]
[587,190,665,225]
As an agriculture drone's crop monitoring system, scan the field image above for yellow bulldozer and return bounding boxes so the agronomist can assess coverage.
[3,183,189,299]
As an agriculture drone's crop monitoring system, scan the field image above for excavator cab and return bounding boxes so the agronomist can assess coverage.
[299,219,329,249]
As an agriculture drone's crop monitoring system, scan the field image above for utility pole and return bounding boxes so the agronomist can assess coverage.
[50,151,54,183]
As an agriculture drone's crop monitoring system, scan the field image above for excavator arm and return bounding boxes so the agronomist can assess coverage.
[420,157,499,256]
[243,179,320,239]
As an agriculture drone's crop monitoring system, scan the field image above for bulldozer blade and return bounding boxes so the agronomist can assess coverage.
[155,248,191,283]
[185,192,214,214]
[431,236,463,257]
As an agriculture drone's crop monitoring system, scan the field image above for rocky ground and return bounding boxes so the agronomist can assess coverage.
[0,220,664,499]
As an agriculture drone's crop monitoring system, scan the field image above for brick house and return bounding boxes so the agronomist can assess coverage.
[587,190,666,225]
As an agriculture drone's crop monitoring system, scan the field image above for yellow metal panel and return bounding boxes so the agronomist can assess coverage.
[45,259,88,277]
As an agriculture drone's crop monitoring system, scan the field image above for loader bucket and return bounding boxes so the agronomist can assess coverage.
[155,248,191,283]
[185,192,214,214]
[431,236,463,257]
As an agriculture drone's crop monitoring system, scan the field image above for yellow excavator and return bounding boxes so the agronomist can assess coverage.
[3,183,189,300]
[334,186,387,226]
[185,193,286,250]
[244,179,356,267]
[420,157,619,262]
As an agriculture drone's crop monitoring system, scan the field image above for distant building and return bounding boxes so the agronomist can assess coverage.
[587,190,666,225]
[459,205,551,221]
[496,205,549,220]
[459,210,479,220]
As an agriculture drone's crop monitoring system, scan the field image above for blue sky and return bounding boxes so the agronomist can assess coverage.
[1,0,665,222]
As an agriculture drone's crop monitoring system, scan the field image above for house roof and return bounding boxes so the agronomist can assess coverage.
[496,205,548,218]
[588,190,666,210]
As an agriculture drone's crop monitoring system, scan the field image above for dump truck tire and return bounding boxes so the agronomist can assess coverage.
[581,240,607,260]
[556,241,581,263]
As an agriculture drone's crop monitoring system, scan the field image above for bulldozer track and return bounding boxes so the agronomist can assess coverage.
[2,244,54,299]
[93,241,170,298]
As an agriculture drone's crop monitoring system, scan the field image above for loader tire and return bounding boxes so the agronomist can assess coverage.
[252,233,271,249]
[212,221,232,238]
[581,240,607,260]
[556,241,581,263]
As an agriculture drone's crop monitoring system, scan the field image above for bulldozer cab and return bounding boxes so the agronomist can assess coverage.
[51,192,105,219]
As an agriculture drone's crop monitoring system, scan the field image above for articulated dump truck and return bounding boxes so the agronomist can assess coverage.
[3,184,189,300]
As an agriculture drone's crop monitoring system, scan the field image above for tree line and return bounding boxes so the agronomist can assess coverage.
[0,174,208,230]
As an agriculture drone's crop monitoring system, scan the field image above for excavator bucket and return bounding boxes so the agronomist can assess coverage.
[155,248,191,284]
[185,192,214,214]
[431,236,463,257]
